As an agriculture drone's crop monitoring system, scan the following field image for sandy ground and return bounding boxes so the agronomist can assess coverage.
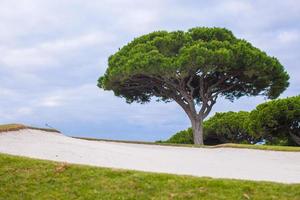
[0,129,299,183]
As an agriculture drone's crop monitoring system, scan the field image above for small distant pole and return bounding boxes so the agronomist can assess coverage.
[45,123,54,129]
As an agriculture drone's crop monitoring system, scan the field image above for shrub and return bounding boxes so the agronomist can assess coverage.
[204,111,259,144]
[249,96,300,146]
[163,96,300,146]
[164,111,258,145]
[164,128,193,144]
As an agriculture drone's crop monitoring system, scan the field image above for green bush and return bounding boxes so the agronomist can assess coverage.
[249,95,300,146]
[204,111,258,144]
[163,127,224,145]
[164,111,257,145]
[164,128,193,144]
[163,96,300,146]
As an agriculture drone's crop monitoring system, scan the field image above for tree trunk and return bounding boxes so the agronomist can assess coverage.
[191,118,204,145]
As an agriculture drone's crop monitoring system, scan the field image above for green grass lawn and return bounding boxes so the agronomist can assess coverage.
[0,153,299,200]
[0,123,59,133]
[214,143,300,152]
[75,136,300,152]
[0,124,27,132]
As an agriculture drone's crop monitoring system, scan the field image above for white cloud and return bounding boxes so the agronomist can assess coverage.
[1,48,57,70]
[220,1,253,14]
[0,87,17,97]
[39,96,64,107]
[40,32,115,52]
[0,106,33,122]
[278,30,300,44]
[0,32,115,72]
[16,107,33,116]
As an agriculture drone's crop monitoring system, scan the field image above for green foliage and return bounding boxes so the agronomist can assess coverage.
[249,96,300,146]
[165,111,257,145]
[165,96,300,146]
[204,111,258,144]
[165,128,194,144]
[1,153,300,200]
[98,27,289,104]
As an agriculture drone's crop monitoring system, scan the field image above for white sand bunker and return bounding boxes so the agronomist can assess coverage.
[0,129,299,183]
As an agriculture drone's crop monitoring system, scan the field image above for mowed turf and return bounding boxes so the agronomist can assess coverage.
[214,143,300,152]
[0,124,59,133]
[0,124,26,133]
[75,136,300,152]
[0,153,299,200]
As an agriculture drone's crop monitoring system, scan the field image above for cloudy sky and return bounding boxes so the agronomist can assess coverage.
[0,0,299,141]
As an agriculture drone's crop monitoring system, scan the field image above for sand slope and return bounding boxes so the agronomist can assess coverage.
[0,129,299,183]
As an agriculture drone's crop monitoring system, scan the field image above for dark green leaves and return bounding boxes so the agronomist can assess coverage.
[204,111,256,144]
[188,27,236,42]
[249,95,300,145]
[98,27,289,105]
[163,96,300,146]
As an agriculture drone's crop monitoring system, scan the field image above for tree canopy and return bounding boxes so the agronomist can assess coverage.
[249,95,300,145]
[98,27,289,144]
[204,111,258,144]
